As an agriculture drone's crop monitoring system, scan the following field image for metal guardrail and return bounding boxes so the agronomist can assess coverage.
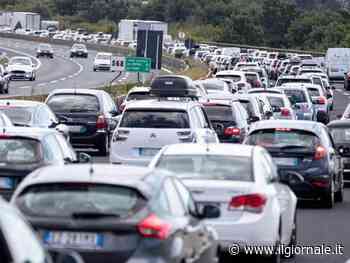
[200,41,326,57]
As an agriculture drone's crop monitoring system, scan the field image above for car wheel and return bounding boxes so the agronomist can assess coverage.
[335,174,344,203]
[93,68,97,72]
[98,134,109,156]
[322,179,334,208]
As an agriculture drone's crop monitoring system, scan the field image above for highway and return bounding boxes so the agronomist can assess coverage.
[0,37,136,97]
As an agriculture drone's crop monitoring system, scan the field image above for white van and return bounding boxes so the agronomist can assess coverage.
[326,48,350,80]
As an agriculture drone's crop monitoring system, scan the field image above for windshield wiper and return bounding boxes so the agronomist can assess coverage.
[71,212,121,219]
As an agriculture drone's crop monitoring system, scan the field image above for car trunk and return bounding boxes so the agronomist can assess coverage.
[56,112,99,137]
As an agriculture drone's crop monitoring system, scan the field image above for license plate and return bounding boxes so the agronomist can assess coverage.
[0,177,14,189]
[43,231,103,249]
[68,126,86,133]
[139,148,160,157]
[198,202,221,210]
[273,158,298,166]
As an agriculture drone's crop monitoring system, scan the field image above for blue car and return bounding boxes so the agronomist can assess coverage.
[244,120,343,208]
[280,84,316,121]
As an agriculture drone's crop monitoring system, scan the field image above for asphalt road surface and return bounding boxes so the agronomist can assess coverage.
[0,37,136,97]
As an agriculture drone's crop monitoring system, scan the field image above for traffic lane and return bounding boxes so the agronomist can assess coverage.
[331,84,349,120]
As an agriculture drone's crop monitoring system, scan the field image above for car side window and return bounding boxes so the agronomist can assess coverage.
[190,108,201,129]
[262,150,278,182]
[35,107,51,126]
[195,106,210,129]
[254,151,272,183]
[173,179,197,216]
[0,209,46,263]
[150,186,171,216]
[42,135,64,163]
[164,179,186,216]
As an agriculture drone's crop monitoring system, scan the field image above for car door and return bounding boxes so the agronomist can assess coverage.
[173,178,213,263]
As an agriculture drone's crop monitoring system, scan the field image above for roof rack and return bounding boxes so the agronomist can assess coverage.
[150,75,199,101]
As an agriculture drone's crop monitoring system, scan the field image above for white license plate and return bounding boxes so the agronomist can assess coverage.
[43,231,103,249]
[273,158,297,166]
[139,148,160,157]
[68,126,84,133]
[0,177,14,189]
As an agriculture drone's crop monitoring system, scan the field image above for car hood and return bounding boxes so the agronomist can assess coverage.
[7,64,33,72]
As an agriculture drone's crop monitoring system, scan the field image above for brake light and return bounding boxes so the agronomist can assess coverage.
[0,134,9,139]
[314,146,327,160]
[224,127,240,136]
[311,180,329,188]
[275,128,291,132]
[229,194,267,213]
[318,96,326,105]
[347,72,350,79]
[281,108,291,117]
[138,214,172,240]
[96,115,107,129]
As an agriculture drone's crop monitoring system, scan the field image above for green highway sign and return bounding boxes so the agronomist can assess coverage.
[125,57,151,73]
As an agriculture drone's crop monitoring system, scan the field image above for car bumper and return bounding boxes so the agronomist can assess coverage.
[110,150,152,166]
[70,131,107,148]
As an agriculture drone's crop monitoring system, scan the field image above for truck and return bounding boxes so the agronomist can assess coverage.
[0,12,41,31]
[325,48,350,81]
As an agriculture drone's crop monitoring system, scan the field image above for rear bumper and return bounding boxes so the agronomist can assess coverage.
[94,65,111,71]
[70,131,107,148]
[109,151,151,166]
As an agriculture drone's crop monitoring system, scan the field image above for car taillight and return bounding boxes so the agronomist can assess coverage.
[314,146,327,160]
[318,96,326,105]
[138,214,172,240]
[281,108,291,117]
[96,115,107,129]
[229,194,267,213]
[224,127,240,136]
[347,72,350,79]
[311,180,329,188]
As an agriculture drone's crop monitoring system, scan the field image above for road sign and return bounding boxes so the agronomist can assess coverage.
[125,57,151,73]
[111,56,125,72]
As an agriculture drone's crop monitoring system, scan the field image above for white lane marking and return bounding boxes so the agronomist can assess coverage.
[344,93,350,96]
[60,77,66,81]
[18,86,32,89]
[50,80,58,84]
[38,83,47,86]
[0,46,42,70]
[68,75,74,78]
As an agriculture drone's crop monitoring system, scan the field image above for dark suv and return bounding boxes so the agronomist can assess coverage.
[46,89,119,156]
[245,120,343,208]
[203,100,249,143]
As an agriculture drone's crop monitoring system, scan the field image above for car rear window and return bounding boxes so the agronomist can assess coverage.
[267,97,285,108]
[120,109,190,129]
[216,75,241,82]
[47,94,100,113]
[204,105,235,122]
[0,138,41,164]
[245,73,258,82]
[239,100,255,117]
[201,82,226,92]
[277,78,312,86]
[246,128,320,148]
[307,88,320,97]
[330,128,350,143]
[16,184,145,218]
[156,155,253,181]
[0,106,33,125]
[127,92,152,101]
[283,89,307,103]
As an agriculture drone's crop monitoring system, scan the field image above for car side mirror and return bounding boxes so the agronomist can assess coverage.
[279,171,304,185]
[78,152,91,163]
[198,204,220,219]
[50,250,85,263]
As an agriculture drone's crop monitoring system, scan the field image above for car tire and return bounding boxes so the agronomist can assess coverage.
[335,174,344,203]
[322,179,334,209]
[98,134,109,156]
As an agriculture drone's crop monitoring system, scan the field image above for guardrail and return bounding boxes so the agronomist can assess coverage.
[0,32,187,72]
[201,41,326,57]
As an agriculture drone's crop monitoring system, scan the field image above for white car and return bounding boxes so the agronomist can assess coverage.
[215,70,252,93]
[261,93,296,120]
[93,52,112,71]
[119,86,151,111]
[149,143,298,261]
[6,56,36,81]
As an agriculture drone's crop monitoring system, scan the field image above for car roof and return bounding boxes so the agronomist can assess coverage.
[0,99,44,108]
[262,93,287,99]
[249,120,325,134]
[216,70,244,76]
[162,143,255,158]
[47,88,105,97]
[15,165,159,198]
[96,52,112,56]
[280,84,311,90]
[327,120,350,128]
[278,75,311,79]
[128,86,150,94]
[0,127,56,139]
[125,99,197,111]
[10,56,31,60]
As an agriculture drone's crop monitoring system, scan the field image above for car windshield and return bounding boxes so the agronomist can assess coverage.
[246,128,319,148]
[0,107,33,125]
[216,75,241,82]
[74,44,85,49]
[96,54,111,60]
[204,105,235,122]
[267,97,285,108]
[16,184,145,218]
[47,94,100,113]
[127,92,152,101]
[156,155,253,181]
[0,138,41,164]
[120,109,190,128]
[9,58,31,65]
[307,88,320,97]
[283,89,307,103]
[330,128,350,143]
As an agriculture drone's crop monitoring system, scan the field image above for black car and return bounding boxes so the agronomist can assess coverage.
[46,89,119,156]
[0,197,84,263]
[328,120,350,186]
[245,120,344,208]
[203,100,249,143]
[0,127,89,200]
[36,44,54,58]
[0,64,10,94]
[12,165,220,263]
